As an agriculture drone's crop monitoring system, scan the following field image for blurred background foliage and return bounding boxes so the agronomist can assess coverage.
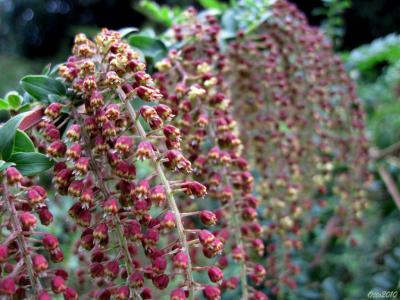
[1,0,400,299]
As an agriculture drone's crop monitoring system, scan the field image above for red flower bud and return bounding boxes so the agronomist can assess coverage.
[105,260,120,279]
[0,277,15,295]
[75,157,90,174]
[152,274,169,290]
[208,266,223,282]
[94,223,109,241]
[50,248,64,263]
[114,286,130,300]
[163,125,181,141]
[200,210,217,226]
[66,143,82,160]
[152,256,167,274]
[37,207,53,226]
[68,180,84,197]
[160,212,176,231]
[129,272,144,288]
[43,234,59,250]
[105,104,121,120]
[103,198,118,214]
[124,220,142,241]
[149,185,166,206]
[114,160,136,180]
[38,291,52,300]
[64,287,79,300]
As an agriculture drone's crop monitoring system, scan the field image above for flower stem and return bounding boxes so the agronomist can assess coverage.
[2,180,42,297]
[117,87,195,300]
[72,108,142,300]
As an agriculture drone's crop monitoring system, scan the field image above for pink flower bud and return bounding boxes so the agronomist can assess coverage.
[32,254,49,272]
[90,90,104,109]
[170,288,186,300]
[105,104,121,120]
[47,140,67,158]
[51,275,67,293]
[203,285,221,300]
[38,291,52,300]
[66,124,81,141]
[200,210,217,226]
[0,245,9,263]
[115,135,133,153]
[154,104,173,120]
[27,185,47,205]
[160,212,176,231]
[182,181,207,198]
[44,103,62,119]
[172,251,188,270]
[0,277,16,295]
[19,212,37,231]
[136,141,154,160]
[114,286,129,300]
[163,125,181,141]
[6,167,23,185]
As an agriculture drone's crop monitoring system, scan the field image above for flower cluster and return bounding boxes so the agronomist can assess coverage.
[154,10,266,300]
[36,28,224,299]
[224,0,370,294]
[0,167,75,299]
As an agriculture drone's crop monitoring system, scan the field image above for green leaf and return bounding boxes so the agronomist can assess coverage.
[0,98,9,110]
[0,160,15,172]
[198,0,227,10]
[18,103,31,113]
[14,130,36,153]
[42,63,52,75]
[8,152,54,176]
[119,27,138,38]
[135,0,181,27]
[20,75,66,101]
[0,113,29,160]
[5,91,23,109]
[128,35,167,63]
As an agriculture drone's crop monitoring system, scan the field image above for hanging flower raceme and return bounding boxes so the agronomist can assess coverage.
[154,10,266,300]
[222,0,370,294]
[0,167,74,299]
[37,28,221,299]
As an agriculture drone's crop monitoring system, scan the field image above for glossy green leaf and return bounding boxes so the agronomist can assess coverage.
[20,75,66,101]
[136,0,181,27]
[5,91,23,109]
[18,103,31,113]
[0,160,15,172]
[14,130,36,153]
[198,0,227,10]
[128,35,167,63]
[0,112,29,160]
[8,152,54,176]
[42,63,52,75]
[0,98,9,110]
